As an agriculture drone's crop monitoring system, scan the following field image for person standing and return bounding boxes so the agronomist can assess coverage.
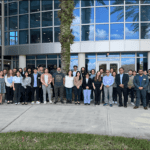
[73,65,78,77]
[110,68,114,76]
[31,68,41,104]
[143,70,147,76]
[3,69,7,103]
[90,69,96,101]
[112,72,117,104]
[19,68,23,76]
[52,67,65,104]
[132,71,137,77]
[4,69,14,104]
[28,68,32,77]
[127,70,135,106]
[74,71,83,105]
[92,71,103,105]
[0,71,6,105]
[115,67,129,108]
[12,71,22,105]
[22,67,27,75]
[13,68,17,76]
[147,69,150,107]
[65,70,74,104]
[21,72,31,105]
[41,68,53,104]
[133,69,149,110]
[103,70,114,107]
[100,68,105,103]
[83,72,92,105]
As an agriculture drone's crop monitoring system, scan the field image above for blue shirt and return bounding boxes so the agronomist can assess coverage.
[33,73,38,87]
[103,75,114,86]
[12,76,22,83]
[7,76,13,84]
[139,76,143,86]
[120,74,123,84]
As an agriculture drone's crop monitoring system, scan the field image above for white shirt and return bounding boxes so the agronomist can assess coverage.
[86,78,88,84]
[44,75,48,84]
[73,71,77,77]
[65,76,74,88]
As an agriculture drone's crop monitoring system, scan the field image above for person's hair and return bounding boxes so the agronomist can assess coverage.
[144,70,147,72]
[119,67,124,70]
[148,69,150,71]
[91,69,95,74]
[57,67,61,69]
[19,68,23,71]
[86,72,89,78]
[94,72,101,82]
[76,71,81,80]
[138,69,143,72]
[128,69,133,72]
[81,67,85,72]
[133,70,136,73]
[112,71,116,76]
[110,68,114,70]
[3,69,7,71]
[44,68,49,72]
[34,68,37,71]
[16,71,21,76]
[99,68,103,70]
[106,70,110,73]
[13,68,17,70]
[67,70,73,77]
[73,65,77,68]
[7,69,13,77]
[23,71,28,80]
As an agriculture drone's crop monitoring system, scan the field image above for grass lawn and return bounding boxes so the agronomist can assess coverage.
[0,131,150,149]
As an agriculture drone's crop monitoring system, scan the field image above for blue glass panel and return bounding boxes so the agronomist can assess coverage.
[81,0,94,7]
[42,12,53,27]
[36,55,46,59]
[108,53,120,57]
[125,23,139,39]
[121,53,135,57]
[137,52,147,57]
[30,29,40,43]
[54,0,60,9]
[82,25,94,41]
[141,6,150,21]
[96,0,109,6]
[81,8,94,24]
[5,32,8,46]
[111,6,124,22]
[125,6,139,22]
[5,4,7,16]
[74,0,80,7]
[19,1,28,14]
[42,28,53,43]
[26,56,35,59]
[36,60,46,68]
[125,0,139,4]
[9,31,18,45]
[86,59,96,72]
[110,0,124,5]
[19,15,28,29]
[0,4,1,16]
[26,60,35,69]
[72,9,80,25]
[9,2,17,16]
[47,55,57,59]
[54,27,60,42]
[70,59,78,70]
[30,13,40,28]
[111,24,124,40]
[141,0,150,4]
[42,0,52,11]
[96,7,109,23]
[48,60,57,73]
[19,30,28,44]
[5,17,7,31]
[54,11,60,26]
[9,16,18,30]
[71,25,80,41]
[85,53,96,58]
[97,58,120,61]
[141,23,150,39]
[71,54,78,59]
[95,24,109,40]
[137,58,147,72]
[30,0,40,12]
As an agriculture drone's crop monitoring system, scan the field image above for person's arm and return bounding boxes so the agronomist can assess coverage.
[4,75,9,86]
[79,78,83,87]
[63,77,65,85]
[123,74,129,87]
[74,77,77,87]
[48,74,52,84]
[92,82,95,89]
[109,76,114,86]
[41,74,46,86]
[143,76,149,89]
[12,81,15,90]
[89,79,93,89]
[102,77,107,86]
[52,78,54,86]
[115,75,120,86]
[133,76,139,89]
[82,78,86,89]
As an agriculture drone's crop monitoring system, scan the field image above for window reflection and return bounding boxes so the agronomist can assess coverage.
[9,31,18,45]
[9,16,18,30]
[19,1,28,14]
[96,0,109,6]
[141,23,150,39]
[95,24,109,40]
[137,58,147,71]
[30,29,40,43]
[54,0,60,9]
[81,0,94,7]
[30,0,40,12]
[36,55,46,59]
[47,55,57,59]
[74,0,80,8]
[54,27,60,42]
[42,12,53,27]
[26,60,35,70]
[70,59,78,70]
[42,28,53,43]
[19,15,28,29]
[71,54,78,59]
[81,8,94,24]
[71,25,80,41]
[42,0,52,11]
[9,2,17,16]
[97,58,120,61]
[125,0,139,4]
[19,30,28,44]
[141,0,150,4]
[85,53,96,58]
[30,13,40,28]
[141,6,150,21]
[121,53,135,57]
[5,4,7,16]
[82,25,94,41]
[5,32,8,46]
[36,60,46,68]
[26,56,35,59]
[72,9,80,25]
[85,59,96,73]
[5,17,7,31]
[137,52,147,57]
[110,0,124,5]
[54,11,60,26]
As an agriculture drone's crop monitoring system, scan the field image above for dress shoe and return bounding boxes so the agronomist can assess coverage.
[61,101,64,104]
[124,105,127,108]
[54,101,58,104]
[144,107,148,110]
[118,104,123,107]
[133,106,139,109]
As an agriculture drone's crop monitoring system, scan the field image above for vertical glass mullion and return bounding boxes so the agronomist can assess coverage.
[94,0,95,41]
[109,0,110,49]
[46,55,47,68]
[40,0,42,43]
[28,0,30,44]
[53,0,54,43]
[135,52,137,71]
[124,0,125,40]
[139,2,141,39]
[80,0,81,42]
[18,0,19,45]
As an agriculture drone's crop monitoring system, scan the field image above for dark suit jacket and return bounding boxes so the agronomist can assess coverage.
[82,78,92,90]
[133,75,149,90]
[115,74,129,89]
[31,73,41,88]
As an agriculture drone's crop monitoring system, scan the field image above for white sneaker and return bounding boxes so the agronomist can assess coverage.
[115,101,117,104]
[44,101,46,104]
[18,102,20,105]
[15,103,17,105]
[31,101,34,104]
[36,101,40,104]
[131,102,135,106]
[113,101,115,104]
[49,100,52,104]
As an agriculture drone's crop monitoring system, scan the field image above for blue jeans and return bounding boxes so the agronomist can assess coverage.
[83,89,91,104]
[66,88,72,101]
[136,89,147,107]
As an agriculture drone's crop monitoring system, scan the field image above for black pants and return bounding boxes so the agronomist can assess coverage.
[14,83,21,103]
[39,87,43,103]
[102,86,104,102]
[94,86,101,103]
[32,87,39,102]
[20,86,24,102]
[146,92,150,106]
[6,86,13,101]
[117,87,127,106]
[113,87,117,101]
[74,86,82,102]
[127,88,134,103]
[22,86,31,103]
[54,85,64,102]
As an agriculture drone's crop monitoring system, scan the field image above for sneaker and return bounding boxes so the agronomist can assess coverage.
[36,101,40,104]
[15,103,17,105]
[115,101,117,104]
[49,100,52,104]
[113,101,115,104]
[17,102,20,105]
[44,101,46,104]
[110,104,113,107]
[103,103,108,106]
[131,102,135,106]
[31,101,34,104]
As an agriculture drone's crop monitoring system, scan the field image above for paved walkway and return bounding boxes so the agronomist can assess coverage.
[0,101,150,140]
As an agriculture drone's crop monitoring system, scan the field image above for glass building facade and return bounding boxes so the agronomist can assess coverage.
[2,0,150,72]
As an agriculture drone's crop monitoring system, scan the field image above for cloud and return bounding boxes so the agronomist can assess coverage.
[72,16,80,24]
[89,25,94,40]
[125,26,138,38]
[96,28,108,39]
[111,34,121,39]
[121,58,135,65]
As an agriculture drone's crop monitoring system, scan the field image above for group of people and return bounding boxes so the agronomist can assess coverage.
[0,65,150,110]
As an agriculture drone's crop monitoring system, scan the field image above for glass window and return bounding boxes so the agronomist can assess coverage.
[85,59,96,73]
[36,60,46,68]
[42,0,52,11]
[30,13,40,28]
[81,0,94,7]
[36,55,46,59]
[110,0,124,5]
[5,32,8,46]
[47,55,57,59]
[137,58,147,71]
[125,6,139,22]
[85,53,96,58]
[141,0,150,4]
[19,15,28,29]
[82,25,94,41]
[141,23,150,39]
[54,0,60,9]
[110,6,124,22]
[96,7,109,23]
[5,17,7,31]
[96,0,109,6]
[0,4,1,16]
[42,28,53,43]
[9,2,17,16]
[141,6,150,21]
[5,4,7,16]
[54,27,60,42]
[71,25,80,41]
[110,23,124,40]
[26,56,35,59]
[26,60,35,70]
[9,16,18,30]
[47,60,57,74]
[42,12,53,27]
[4,0,7,3]
[81,8,94,24]
[121,53,135,57]
[30,29,40,43]
[59,59,61,68]
[16,61,19,69]
[95,24,109,40]
[71,54,78,59]
[97,53,107,58]
[72,9,80,25]
[54,11,60,26]
[74,0,80,8]
[9,31,18,45]
[108,53,120,57]
[19,30,28,44]
[125,0,139,4]
[19,1,28,14]
[70,59,78,71]
[125,23,139,39]
[137,52,147,57]
[30,0,40,12]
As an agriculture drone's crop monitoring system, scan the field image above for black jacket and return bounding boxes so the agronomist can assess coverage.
[31,73,41,88]
[115,74,129,89]
[82,78,92,90]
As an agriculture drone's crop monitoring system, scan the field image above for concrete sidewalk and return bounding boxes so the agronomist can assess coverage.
[0,102,150,140]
